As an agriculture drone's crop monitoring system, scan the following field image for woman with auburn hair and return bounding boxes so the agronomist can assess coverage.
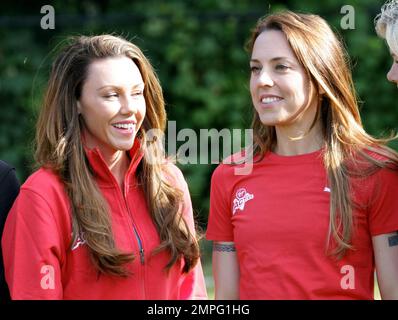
[206,11,398,299]
[375,0,398,85]
[1,35,207,299]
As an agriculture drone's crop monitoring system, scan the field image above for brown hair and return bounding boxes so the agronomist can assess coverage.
[35,35,200,276]
[246,11,398,258]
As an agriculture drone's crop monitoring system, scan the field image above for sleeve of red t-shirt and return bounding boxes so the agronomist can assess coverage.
[368,167,398,236]
[1,187,64,299]
[206,164,234,242]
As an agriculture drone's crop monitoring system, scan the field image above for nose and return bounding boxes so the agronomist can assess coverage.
[387,62,398,84]
[120,95,138,115]
[257,70,274,87]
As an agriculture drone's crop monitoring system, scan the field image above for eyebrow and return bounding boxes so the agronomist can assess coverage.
[97,83,145,91]
[250,57,293,63]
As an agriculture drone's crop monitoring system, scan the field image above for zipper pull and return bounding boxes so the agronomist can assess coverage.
[139,248,145,265]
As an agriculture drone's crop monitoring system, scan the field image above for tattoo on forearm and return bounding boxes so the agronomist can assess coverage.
[388,232,398,247]
[213,243,236,252]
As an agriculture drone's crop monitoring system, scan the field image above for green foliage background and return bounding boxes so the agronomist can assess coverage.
[0,0,397,231]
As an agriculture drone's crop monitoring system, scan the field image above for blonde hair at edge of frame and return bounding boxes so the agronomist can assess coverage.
[35,35,200,277]
[375,0,398,55]
[245,11,398,259]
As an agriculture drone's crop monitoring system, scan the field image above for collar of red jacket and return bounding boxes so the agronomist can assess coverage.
[83,139,144,187]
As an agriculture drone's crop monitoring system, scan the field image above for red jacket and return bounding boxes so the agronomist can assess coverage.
[2,142,207,299]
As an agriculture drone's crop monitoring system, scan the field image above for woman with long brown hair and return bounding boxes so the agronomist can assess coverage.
[375,0,398,86]
[1,35,207,299]
[207,11,398,299]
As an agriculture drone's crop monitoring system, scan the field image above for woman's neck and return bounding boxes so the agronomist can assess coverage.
[273,119,324,156]
[102,149,130,190]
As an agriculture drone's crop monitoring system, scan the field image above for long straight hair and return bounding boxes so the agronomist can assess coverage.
[35,35,200,276]
[246,11,398,258]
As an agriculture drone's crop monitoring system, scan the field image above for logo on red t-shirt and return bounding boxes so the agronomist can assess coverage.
[232,188,254,215]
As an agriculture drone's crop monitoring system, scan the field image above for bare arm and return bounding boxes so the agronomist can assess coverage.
[373,231,398,300]
[212,241,239,300]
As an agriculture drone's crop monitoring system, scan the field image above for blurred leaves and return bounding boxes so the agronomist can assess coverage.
[0,0,396,228]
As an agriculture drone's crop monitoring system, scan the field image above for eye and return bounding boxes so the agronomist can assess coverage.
[131,91,144,97]
[275,64,289,71]
[104,93,118,99]
[250,65,261,74]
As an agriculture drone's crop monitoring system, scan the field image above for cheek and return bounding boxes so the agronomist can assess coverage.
[291,78,310,105]
[84,106,111,125]
[138,99,146,122]
[249,77,256,96]
[390,64,398,79]
[250,79,259,109]
[80,102,116,135]
[81,114,105,140]
[80,106,96,128]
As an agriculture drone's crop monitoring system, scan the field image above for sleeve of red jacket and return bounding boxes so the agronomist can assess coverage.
[1,187,64,299]
[167,164,208,300]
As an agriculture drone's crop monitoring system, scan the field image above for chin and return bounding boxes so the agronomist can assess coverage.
[111,141,135,151]
[258,117,279,126]
[118,144,134,151]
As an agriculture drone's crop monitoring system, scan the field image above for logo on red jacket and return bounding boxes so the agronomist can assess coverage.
[232,188,254,215]
[71,232,87,251]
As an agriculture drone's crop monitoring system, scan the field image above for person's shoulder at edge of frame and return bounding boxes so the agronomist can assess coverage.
[0,160,15,179]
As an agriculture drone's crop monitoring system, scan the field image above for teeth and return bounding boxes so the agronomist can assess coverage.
[261,97,282,104]
[113,123,134,130]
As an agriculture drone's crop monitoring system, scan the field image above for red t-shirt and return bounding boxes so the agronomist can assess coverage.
[206,149,398,299]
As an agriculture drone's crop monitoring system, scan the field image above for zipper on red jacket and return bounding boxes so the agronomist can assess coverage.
[133,226,145,264]
[121,185,146,298]
[121,191,145,265]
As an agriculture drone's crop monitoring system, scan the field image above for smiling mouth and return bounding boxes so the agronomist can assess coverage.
[261,97,283,104]
[112,123,135,130]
